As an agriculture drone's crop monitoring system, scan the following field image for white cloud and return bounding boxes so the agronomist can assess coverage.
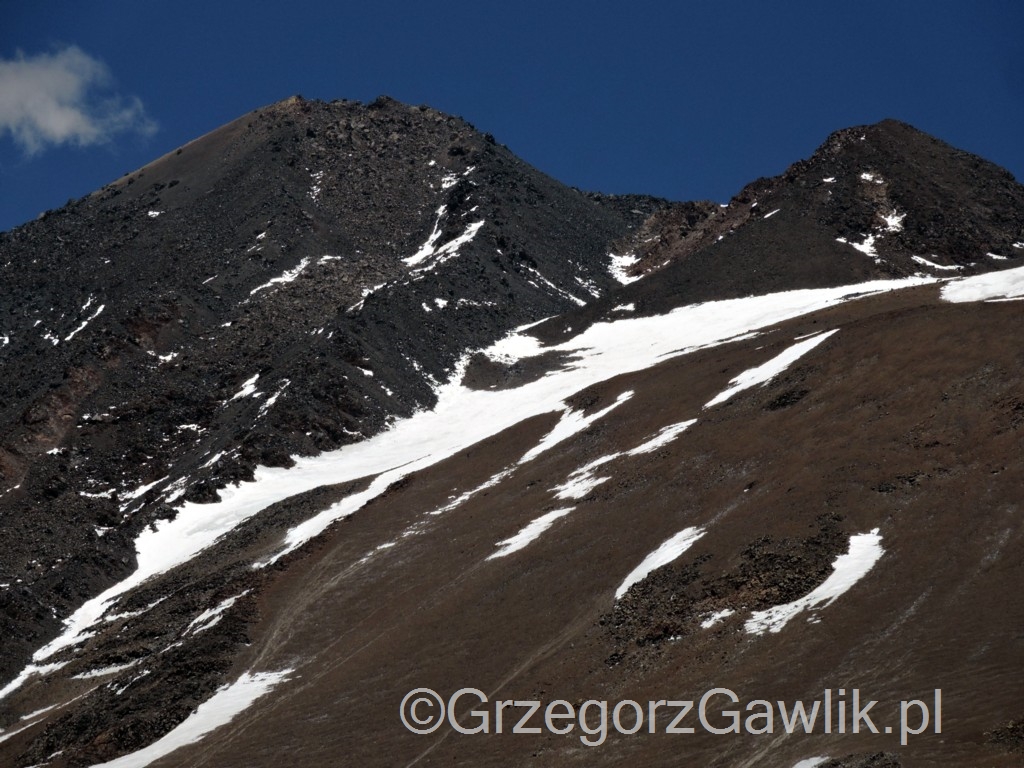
[0,46,156,155]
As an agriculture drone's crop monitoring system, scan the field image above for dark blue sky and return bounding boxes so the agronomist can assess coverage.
[2,1,1022,232]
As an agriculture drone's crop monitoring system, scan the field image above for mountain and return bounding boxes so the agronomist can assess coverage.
[0,93,659,682]
[1,98,1023,768]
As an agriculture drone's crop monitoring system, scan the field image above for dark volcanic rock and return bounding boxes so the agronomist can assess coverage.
[987,718,1024,753]
[532,118,1024,343]
[602,514,847,666]
[0,95,656,685]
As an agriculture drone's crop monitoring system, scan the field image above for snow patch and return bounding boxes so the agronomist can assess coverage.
[700,608,735,629]
[119,476,168,511]
[185,592,248,636]
[80,489,115,500]
[66,304,105,342]
[348,281,388,313]
[525,265,586,306]
[487,508,573,560]
[428,468,514,516]
[258,381,289,418]
[72,660,140,680]
[626,419,696,454]
[87,669,292,768]
[405,206,447,266]
[521,391,633,464]
[249,257,311,295]
[0,716,45,745]
[836,234,879,262]
[356,540,399,566]
[616,527,706,599]
[551,454,617,501]
[745,529,883,634]
[911,255,963,272]
[201,451,224,470]
[941,263,1024,303]
[0,661,70,703]
[705,330,838,408]
[406,217,485,273]
[575,273,602,298]
[103,597,166,624]
[881,210,905,232]
[163,477,191,505]
[456,298,496,309]
[308,169,324,202]
[230,374,260,401]
[608,252,641,284]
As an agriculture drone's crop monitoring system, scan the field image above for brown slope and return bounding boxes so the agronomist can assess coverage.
[236,285,1022,768]
[6,282,1020,767]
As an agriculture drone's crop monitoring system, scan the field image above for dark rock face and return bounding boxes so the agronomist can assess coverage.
[532,118,1024,344]
[987,719,1024,754]
[0,96,657,685]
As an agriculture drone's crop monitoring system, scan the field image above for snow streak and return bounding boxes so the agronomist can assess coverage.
[745,529,883,635]
[10,276,932,686]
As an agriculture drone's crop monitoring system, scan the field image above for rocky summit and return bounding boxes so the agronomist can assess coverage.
[1,97,1022,768]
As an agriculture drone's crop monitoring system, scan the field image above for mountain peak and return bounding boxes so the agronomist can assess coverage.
[0,99,657,697]
[600,118,1024,304]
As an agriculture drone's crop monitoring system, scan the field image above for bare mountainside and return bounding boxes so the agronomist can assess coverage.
[1,97,1023,768]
